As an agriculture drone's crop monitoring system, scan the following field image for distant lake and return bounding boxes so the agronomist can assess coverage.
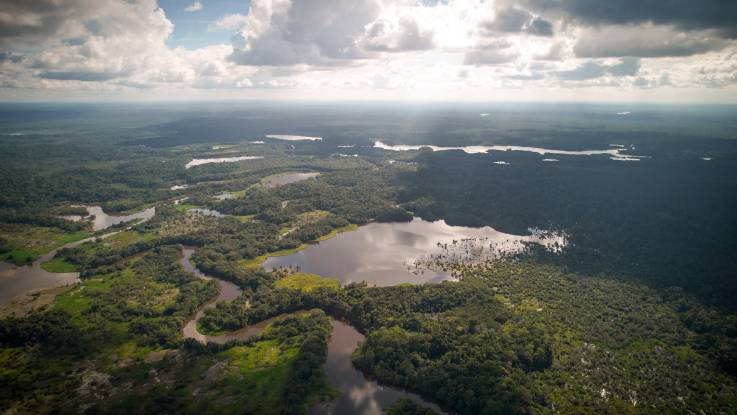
[60,206,155,231]
[84,206,155,231]
[262,172,321,188]
[185,155,263,169]
[373,140,645,161]
[263,218,565,286]
[265,134,322,141]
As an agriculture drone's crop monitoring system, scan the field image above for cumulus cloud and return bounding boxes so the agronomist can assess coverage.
[213,13,249,30]
[184,1,203,13]
[0,0,736,99]
[229,0,380,66]
[361,16,435,52]
[482,7,553,36]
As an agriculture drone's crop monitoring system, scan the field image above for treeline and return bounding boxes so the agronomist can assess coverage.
[0,245,219,413]
[400,150,737,310]
[199,281,554,415]
[0,208,88,232]
[213,169,406,225]
[271,310,333,415]
[101,310,333,415]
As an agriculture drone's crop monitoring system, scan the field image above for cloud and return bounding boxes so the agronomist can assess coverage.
[574,24,729,58]
[184,1,203,13]
[484,7,531,33]
[361,16,434,52]
[0,52,23,64]
[0,0,736,99]
[0,0,87,49]
[556,58,640,80]
[229,0,380,66]
[37,71,123,81]
[482,7,554,36]
[213,13,249,30]
[464,40,519,65]
[535,41,567,60]
[518,0,737,38]
[527,17,553,36]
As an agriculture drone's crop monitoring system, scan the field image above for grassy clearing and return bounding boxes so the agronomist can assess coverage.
[103,230,156,249]
[240,245,309,268]
[275,273,340,292]
[174,203,200,211]
[316,223,359,241]
[231,189,248,198]
[73,230,156,257]
[0,224,89,265]
[240,223,359,269]
[235,214,256,222]
[217,339,299,414]
[41,257,77,273]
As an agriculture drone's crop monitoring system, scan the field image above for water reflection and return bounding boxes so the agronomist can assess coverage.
[374,140,644,158]
[185,155,263,169]
[61,206,155,231]
[180,248,448,414]
[0,231,120,305]
[84,206,155,231]
[310,320,448,415]
[264,218,565,286]
[1,207,155,305]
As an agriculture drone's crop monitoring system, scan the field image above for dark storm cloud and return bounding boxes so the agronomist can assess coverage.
[556,57,640,80]
[38,71,121,81]
[0,0,78,48]
[520,0,737,38]
[482,7,554,36]
[574,28,728,58]
[485,7,532,32]
[0,52,23,64]
[527,18,554,36]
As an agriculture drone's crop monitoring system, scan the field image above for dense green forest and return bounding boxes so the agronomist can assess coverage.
[1,105,736,414]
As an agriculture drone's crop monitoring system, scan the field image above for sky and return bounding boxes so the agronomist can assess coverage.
[0,0,736,103]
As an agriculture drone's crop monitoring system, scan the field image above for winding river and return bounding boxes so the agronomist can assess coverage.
[0,206,156,306]
[179,246,449,415]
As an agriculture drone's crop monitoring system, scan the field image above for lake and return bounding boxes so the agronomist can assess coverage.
[265,134,322,141]
[179,247,448,414]
[373,140,645,161]
[263,218,565,286]
[84,206,155,231]
[185,155,263,169]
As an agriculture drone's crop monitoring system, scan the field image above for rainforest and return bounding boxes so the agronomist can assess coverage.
[1,102,737,415]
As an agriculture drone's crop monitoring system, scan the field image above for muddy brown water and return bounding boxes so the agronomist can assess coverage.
[0,207,155,306]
